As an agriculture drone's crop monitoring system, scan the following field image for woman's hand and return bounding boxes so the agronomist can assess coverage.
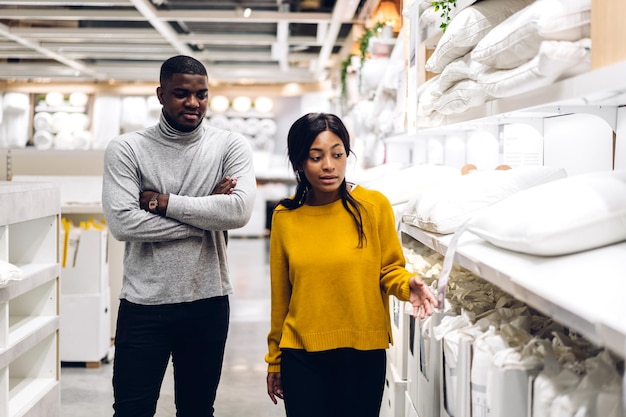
[408,276,438,319]
[267,372,284,404]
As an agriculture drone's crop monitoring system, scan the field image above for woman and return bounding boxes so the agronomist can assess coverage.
[265,112,438,417]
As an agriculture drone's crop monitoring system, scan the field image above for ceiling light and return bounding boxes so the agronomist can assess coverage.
[372,0,401,32]
[282,83,303,96]
[243,8,252,18]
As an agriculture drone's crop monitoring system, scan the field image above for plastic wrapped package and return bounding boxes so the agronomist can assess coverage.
[486,338,547,417]
[433,311,476,417]
[471,326,510,417]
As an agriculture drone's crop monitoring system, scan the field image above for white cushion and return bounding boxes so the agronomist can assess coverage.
[467,170,626,256]
[471,0,591,69]
[405,166,567,234]
[477,39,591,99]
[425,0,534,74]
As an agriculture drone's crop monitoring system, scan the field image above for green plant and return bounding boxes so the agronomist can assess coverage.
[340,54,354,99]
[338,22,385,100]
[432,0,457,32]
[358,22,385,67]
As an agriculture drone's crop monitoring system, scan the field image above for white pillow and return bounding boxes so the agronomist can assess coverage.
[432,79,490,115]
[406,166,567,234]
[471,0,591,69]
[437,53,490,94]
[425,0,534,74]
[417,75,441,118]
[366,164,461,205]
[0,260,25,286]
[467,170,626,256]
[477,39,591,99]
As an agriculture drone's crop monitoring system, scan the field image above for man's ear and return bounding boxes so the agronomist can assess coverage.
[156,86,164,105]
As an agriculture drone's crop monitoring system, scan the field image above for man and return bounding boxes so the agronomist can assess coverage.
[102,55,256,417]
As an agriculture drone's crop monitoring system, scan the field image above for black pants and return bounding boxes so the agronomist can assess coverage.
[112,296,229,417]
[280,348,386,417]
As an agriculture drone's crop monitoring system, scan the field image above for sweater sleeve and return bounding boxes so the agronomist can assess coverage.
[374,192,412,301]
[265,209,291,373]
[165,133,257,231]
[102,136,204,243]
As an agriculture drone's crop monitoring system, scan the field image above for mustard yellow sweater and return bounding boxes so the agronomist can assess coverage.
[265,185,413,373]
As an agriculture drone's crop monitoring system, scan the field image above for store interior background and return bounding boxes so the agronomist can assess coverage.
[1,0,626,416]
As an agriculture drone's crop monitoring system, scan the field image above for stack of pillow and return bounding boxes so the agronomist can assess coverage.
[417,0,592,123]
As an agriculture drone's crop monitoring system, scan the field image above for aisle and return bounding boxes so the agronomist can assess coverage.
[60,237,286,417]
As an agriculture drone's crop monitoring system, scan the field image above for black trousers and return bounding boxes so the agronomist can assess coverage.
[280,347,386,417]
[112,296,229,417]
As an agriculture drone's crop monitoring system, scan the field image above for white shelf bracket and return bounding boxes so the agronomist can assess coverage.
[552,105,618,132]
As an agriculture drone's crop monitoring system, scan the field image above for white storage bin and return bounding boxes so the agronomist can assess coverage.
[60,287,111,362]
[406,315,419,408]
[380,360,407,417]
[407,311,452,412]
[416,311,450,417]
[405,391,418,417]
[388,296,409,380]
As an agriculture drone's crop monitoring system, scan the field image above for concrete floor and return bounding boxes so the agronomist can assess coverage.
[60,237,286,417]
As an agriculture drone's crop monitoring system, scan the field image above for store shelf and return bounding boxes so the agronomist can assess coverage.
[0,181,60,417]
[400,222,626,357]
[414,60,626,133]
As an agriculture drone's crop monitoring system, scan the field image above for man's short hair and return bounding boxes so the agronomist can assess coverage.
[160,55,208,85]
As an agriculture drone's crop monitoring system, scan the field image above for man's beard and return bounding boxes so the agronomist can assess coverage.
[163,110,202,132]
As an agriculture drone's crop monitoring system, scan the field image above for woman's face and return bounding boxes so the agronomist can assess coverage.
[301,130,347,206]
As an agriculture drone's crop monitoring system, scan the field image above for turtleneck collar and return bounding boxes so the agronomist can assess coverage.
[157,110,205,143]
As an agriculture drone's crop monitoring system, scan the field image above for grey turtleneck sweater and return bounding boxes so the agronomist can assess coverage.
[102,113,256,305]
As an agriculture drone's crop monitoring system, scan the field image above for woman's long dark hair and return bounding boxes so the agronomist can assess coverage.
[278,112,366,247]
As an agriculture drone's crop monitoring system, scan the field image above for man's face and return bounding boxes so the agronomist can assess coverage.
[157,72,209,132]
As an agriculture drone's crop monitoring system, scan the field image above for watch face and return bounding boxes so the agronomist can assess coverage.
[149,200,157,210]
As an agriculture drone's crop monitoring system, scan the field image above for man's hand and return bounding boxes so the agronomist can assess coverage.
[212,176,237,195]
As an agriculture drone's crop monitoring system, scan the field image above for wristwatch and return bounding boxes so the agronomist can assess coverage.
[148,194,159,213]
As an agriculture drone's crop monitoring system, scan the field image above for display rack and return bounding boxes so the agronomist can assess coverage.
[393,2,626,416]
[0,181,60,417]
[401,223,626,357]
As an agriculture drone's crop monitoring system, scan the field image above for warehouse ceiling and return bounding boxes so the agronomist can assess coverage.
[0,0,381,87]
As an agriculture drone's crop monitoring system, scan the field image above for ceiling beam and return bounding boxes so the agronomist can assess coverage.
[315,0,360,79]
[0,21,106,79]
